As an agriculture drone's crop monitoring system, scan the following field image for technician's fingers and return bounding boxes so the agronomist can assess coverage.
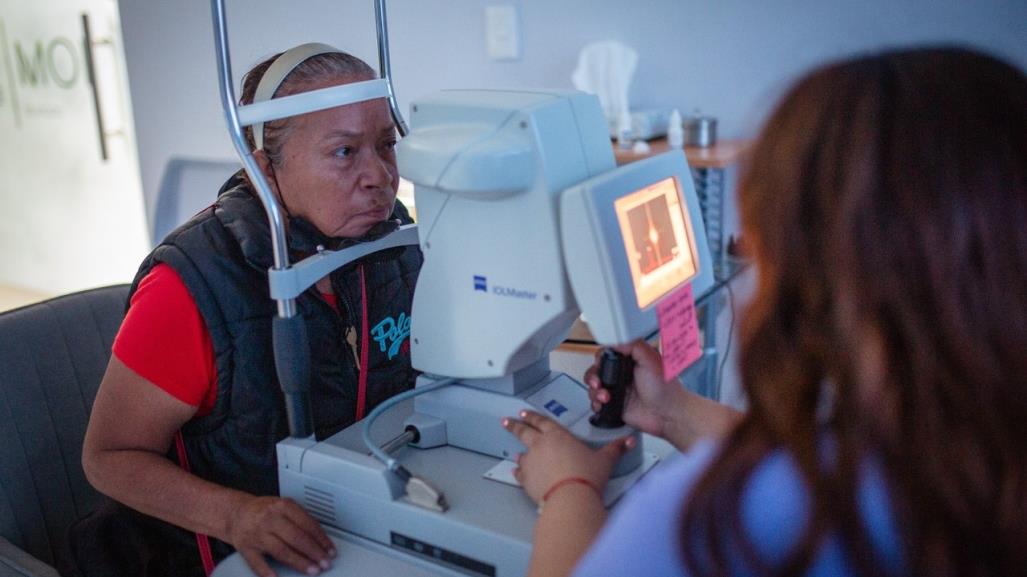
[586,347,607,383]
[588,386,610,413]
[598,435,636,461]
[518,410,560,432]
[502,417,539,445]
[607,340,639,362]
[626,339,662,368]
[240,548,277,577]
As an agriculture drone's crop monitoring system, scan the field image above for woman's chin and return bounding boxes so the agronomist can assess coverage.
[333,214,391,238]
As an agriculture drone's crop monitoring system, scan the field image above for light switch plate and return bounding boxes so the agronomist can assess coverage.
[485,5,520,61]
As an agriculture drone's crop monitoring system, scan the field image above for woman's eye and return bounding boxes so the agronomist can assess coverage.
[333,146,353,158]
[383,139,398,151]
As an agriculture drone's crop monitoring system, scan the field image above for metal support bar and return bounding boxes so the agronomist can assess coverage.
[210,0,294,318]
[378,429,418,456]
[375,0,408,136]
[268,224,420,300]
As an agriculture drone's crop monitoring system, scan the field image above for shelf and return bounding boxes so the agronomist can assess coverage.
[613,138,752,169]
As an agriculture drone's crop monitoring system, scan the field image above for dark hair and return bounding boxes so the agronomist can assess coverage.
[682,47,1027,576]
[238,49,376,166]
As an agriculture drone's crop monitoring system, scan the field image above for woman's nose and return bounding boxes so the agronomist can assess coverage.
[359,151,394,189]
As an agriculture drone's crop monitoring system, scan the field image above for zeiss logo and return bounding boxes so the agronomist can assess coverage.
[473,275,487,292]
[544,399,567,417]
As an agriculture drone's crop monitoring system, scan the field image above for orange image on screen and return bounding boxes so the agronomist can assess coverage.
[615,177,699,309]
[626,194,677,275]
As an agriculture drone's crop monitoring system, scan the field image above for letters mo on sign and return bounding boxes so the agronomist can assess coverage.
[0,16,86,125]
[16,36,81,88]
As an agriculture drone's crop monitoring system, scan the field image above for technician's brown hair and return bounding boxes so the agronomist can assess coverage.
[238,49,376,166]
[682,47,1027,576]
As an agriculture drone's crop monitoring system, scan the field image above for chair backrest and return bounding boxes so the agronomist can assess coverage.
[0,285,130,568]
[152,157,240,247]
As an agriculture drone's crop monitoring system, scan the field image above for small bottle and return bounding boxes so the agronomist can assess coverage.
[616,109,633,150]
[667,108,683,149]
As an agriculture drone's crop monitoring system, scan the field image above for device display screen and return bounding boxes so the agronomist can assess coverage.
[614,176,699,309]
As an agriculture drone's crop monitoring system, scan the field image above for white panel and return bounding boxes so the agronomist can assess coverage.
[0,0,148,294]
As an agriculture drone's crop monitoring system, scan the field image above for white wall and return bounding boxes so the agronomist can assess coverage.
[118,0,1027,225]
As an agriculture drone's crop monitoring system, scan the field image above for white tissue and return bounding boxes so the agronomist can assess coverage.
[571,41,638,126]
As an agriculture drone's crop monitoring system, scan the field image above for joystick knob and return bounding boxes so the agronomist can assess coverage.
[589,348,633,429]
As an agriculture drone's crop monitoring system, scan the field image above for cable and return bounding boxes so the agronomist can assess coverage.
[715,281,736,401]
[362,377,455,473]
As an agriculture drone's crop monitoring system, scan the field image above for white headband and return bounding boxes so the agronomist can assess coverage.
[252,42,340,151]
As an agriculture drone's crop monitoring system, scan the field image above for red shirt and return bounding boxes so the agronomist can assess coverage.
[113,263,218,415]
[113,263,337,417]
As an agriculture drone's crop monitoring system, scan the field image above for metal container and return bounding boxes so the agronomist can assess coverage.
[683,115,717,148]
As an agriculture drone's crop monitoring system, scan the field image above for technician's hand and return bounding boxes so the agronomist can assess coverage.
[585,340,682,438]
[502,410,634,505]
[226,495,336,577]
[588,340,744,450]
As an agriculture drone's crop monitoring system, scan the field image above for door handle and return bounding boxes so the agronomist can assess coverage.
[81,12,109,161]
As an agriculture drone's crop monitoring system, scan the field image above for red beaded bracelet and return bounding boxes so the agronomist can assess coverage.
[542,477,602,505]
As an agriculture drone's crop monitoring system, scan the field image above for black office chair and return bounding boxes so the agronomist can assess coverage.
[0,285,130,577]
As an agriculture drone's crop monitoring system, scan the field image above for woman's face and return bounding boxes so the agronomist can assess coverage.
[269,76,399,239]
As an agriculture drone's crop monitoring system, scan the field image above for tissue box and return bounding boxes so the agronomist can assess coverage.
[607,108,674,141]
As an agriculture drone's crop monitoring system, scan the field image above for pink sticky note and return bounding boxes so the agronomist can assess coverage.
[656,283,702,382]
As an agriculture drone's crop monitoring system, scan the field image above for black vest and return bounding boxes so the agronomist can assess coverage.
[124,174,420,575]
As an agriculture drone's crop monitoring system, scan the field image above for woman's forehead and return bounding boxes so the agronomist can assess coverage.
[292,97,395,138]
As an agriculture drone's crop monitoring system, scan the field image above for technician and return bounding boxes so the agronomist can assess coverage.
[505,47,1027,577]
[74,45,420,577]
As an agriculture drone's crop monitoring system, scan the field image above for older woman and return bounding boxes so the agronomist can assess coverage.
[77,45,419,577]
[506,47,1027,577]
